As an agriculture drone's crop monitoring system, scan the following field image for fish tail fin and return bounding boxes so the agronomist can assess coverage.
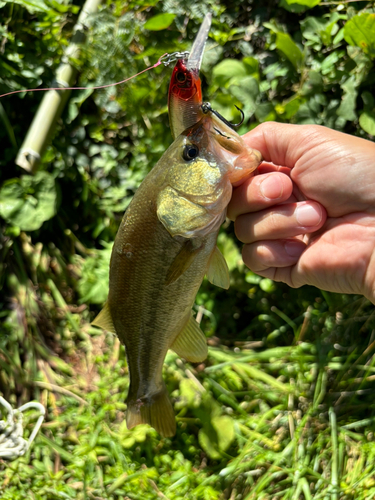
[126,387,176,438]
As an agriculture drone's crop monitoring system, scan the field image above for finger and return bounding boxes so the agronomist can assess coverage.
[257,163,304,202]
[243,122,324,169]
[244,265,302,289]
[227,172,293,221]
[242,239,306,273]
[257,163,292,176]
[234,201,326,244]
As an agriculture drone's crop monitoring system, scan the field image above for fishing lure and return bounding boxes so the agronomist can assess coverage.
[168,13,211,139]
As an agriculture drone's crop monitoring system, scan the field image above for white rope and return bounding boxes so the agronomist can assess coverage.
[0,396,45,460]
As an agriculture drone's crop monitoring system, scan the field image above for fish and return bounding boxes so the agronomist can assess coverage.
[168,13,211,139]
[92,108,262,437]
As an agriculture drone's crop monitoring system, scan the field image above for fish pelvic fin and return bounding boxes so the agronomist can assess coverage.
[126,387,176,438]
[91,302,116,333]
[206,246,230,290]
[171,315,208,363]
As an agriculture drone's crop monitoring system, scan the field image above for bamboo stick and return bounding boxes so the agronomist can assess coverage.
[15,0,102,173]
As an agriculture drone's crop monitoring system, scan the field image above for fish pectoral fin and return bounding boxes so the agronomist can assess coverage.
[127,386,176,438]
[166,240,202,285]
[91,302,116,333]
[171,315,208,363]
[206,246,230,290]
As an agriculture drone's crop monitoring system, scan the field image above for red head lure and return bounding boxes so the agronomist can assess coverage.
[168,13,212,139]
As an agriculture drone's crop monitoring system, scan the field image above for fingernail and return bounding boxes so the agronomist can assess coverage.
[285,240,305,258]
[260,175,283,200]
[296,203,322,227]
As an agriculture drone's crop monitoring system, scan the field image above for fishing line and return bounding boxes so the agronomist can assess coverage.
[0,51,189,100]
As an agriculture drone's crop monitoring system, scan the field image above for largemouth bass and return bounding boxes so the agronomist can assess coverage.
[92,109,262,437]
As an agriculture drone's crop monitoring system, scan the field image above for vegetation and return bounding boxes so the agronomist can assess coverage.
[1,0,375,498]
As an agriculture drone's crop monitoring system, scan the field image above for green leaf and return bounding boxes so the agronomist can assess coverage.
[144,13,176,31]
[276,32,304,69]
[255,103,276,123]
[177,379,203,408]
[362,91,374,110]
[279,0,308,14]
[301,71,323,96]
[2,0,50,13]
[78,246,112,304]
[217,232,243,272]
[228,76,259,118]
[284,0,321,6]
[344,13,375,58]
[198,416,235,459]
[0,102,17,148]
[337,76,357,122]
[260,278,276,293]
[301,14,341,48]
[301,17,325,46]
[275,96,304,119]
[0,172,57,231]
[212,59,248,86]
[242,57,260,79]
[321,50,344,75]
[359,111,375,136]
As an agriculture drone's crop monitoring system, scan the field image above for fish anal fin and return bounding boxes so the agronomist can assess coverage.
[206,246,230,290]
[166,240,202,285]
[91,302,116,333]
[171,315,208,363]
[126,387,176,438]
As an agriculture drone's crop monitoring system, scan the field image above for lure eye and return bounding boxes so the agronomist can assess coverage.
[176,71,187,83]
[182,144,199,161]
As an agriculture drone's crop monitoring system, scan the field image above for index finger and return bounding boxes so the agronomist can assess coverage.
[227,170,293,221]
[243,122,325,169]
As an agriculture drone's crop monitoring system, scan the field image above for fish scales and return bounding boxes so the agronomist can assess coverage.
[93,112,262,437]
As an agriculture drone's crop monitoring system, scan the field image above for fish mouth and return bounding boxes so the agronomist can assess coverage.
[185,109,262,185]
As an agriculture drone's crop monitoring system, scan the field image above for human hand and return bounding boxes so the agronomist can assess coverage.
[227,122,375,303]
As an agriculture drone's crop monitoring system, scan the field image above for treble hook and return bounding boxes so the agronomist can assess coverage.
[201,102,245,130]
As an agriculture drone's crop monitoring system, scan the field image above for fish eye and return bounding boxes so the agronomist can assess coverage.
[182,144,199,161]
[176,71,186,83]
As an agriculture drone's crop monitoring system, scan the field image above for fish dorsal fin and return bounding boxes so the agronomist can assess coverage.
[171,315,208,363]
[91,302,116,333]
[206,246,230,289]
[166,240,202,285]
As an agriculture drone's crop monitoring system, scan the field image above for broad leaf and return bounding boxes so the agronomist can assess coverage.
[362,91,374,110]
[337,76,357,122]
[228,76,259,118]
[359,111,375,136]
[284,0,321,5]
[2,0,49,13]
[276,32,304,69]
[344,13,375,58]
[0,172,56,231]
[212,59,247,86]
[275,95,304,119]
[144,13,176,31]
[279,0,309,14]
[198,416,235,459]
